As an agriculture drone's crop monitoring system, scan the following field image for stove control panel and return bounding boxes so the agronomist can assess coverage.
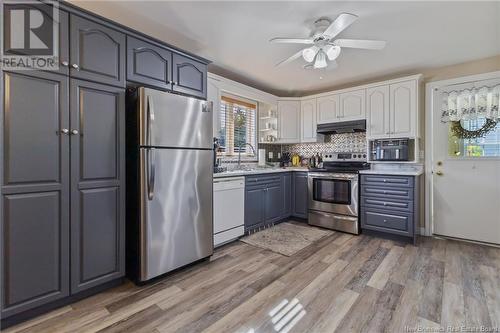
[323,152,367,162]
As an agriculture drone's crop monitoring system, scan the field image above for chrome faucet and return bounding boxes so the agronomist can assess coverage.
[237,143,256,168]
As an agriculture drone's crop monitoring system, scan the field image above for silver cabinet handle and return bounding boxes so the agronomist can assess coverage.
[72,64,80,70]
[61,61,69,67]
[147,148,156,200]
[147,95,155,146]
[71,129,79,135]
[60,128,69,135]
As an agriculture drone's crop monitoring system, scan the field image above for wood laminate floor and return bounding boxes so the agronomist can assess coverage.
[5,223,500,333]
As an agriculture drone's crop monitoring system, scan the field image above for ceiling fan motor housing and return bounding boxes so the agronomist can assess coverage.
[312,18,333,39]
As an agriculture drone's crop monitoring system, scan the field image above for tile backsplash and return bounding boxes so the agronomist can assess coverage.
[282,133,367,156]
[259,133,367,161]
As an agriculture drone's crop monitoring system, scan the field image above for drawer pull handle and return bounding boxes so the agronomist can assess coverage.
[383,219,387,223]
[383,179,387,183]
[383,202,387,206]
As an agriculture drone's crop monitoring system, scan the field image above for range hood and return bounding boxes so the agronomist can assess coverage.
[317,119,366,134]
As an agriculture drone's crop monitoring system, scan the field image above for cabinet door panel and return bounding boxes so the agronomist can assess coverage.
[293,172,308,218]
[172,53,207,99]
[127,36,172,90]
[1,71,70,318]
[78,187,120,283]
[366,85,390,139]
[80,88,119,181]
[72,81,122,184]
[70,80,125,293]
[278,100,300,143]
[265,184,283,223]
[244,187,265,229]
[3,72,69,186]
[390,81,416,137]
[300,99,317,143]
[316,94,339,124]
[339,89,365,121]
[70,15,125,87]
[2,192,69,317]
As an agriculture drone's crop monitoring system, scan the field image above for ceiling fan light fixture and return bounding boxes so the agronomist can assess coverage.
[313,50,328,69]
[324,45,341,61]
[302,46,318,63]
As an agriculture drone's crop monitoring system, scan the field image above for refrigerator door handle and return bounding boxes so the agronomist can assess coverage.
[147,95,155,146]
[147,148,156,200]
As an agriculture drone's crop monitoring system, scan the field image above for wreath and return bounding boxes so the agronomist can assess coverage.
[450,118,498,139]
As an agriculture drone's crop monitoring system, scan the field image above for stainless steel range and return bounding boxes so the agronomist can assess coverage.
[308,152,370,234]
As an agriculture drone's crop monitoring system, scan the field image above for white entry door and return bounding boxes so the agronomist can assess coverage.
[431,76,500,245]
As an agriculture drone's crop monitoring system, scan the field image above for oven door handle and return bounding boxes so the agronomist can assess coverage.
[309,210,358,222]
[308,173,357,180]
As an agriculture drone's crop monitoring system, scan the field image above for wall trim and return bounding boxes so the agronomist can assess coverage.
[424,70,500,237]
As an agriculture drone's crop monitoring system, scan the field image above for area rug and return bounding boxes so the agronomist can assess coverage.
[240,222,334,256]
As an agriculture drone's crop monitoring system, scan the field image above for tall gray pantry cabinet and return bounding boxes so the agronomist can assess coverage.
[1,13,126,320]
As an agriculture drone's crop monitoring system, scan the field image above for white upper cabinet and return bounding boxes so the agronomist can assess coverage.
[339,89,366,121]
[366,85,390,139]
[390,80,417,138]
[316,94,339,124]
[367,79,418,139]
[277,100,300,143]
[300,98,317,142]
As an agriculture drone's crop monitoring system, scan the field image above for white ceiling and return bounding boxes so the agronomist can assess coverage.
[70,1,500,96]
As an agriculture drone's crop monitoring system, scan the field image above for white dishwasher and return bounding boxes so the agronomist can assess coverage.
[213,177,245,247]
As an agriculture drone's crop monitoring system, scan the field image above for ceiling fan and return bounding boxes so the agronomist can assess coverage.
[270,13,386,70]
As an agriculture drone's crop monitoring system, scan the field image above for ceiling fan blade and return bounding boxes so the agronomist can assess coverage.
[270,38,314,44]
[334,39,386,50]
[322,13,358,39]
[275,49,304,67]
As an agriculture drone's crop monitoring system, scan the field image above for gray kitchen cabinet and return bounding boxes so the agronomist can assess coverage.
[70,15,126,87]
[70,80,125,293]
[360,174,419,243]
[265,183,284,223]
[245,174,283,231]
[1,71,70,318]
[172,53,207,99]
[244,186,266,230]
[126,36,172,90]
[281,173,292,218]
[292,172,308,219]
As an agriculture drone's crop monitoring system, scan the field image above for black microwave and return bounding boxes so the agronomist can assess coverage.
[371,139,409,161]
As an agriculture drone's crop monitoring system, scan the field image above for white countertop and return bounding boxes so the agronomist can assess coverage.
[214,165,424,178]
[358,169,423,176]
[359,163,424,176]
[214,167,308,178]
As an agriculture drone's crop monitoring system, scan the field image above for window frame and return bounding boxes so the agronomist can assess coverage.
[216,93,258,159]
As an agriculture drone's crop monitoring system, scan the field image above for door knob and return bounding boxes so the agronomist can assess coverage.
[60,128,69,135]
[71,129,79,135]
[72,64,80,71]
[61,61,69,67]
[435,170,443,176]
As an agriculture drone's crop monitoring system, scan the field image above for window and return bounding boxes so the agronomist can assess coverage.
[217,94,257,156]
[449,118,500,157]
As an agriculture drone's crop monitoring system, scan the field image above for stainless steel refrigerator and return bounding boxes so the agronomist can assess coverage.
[126,87,213,283]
